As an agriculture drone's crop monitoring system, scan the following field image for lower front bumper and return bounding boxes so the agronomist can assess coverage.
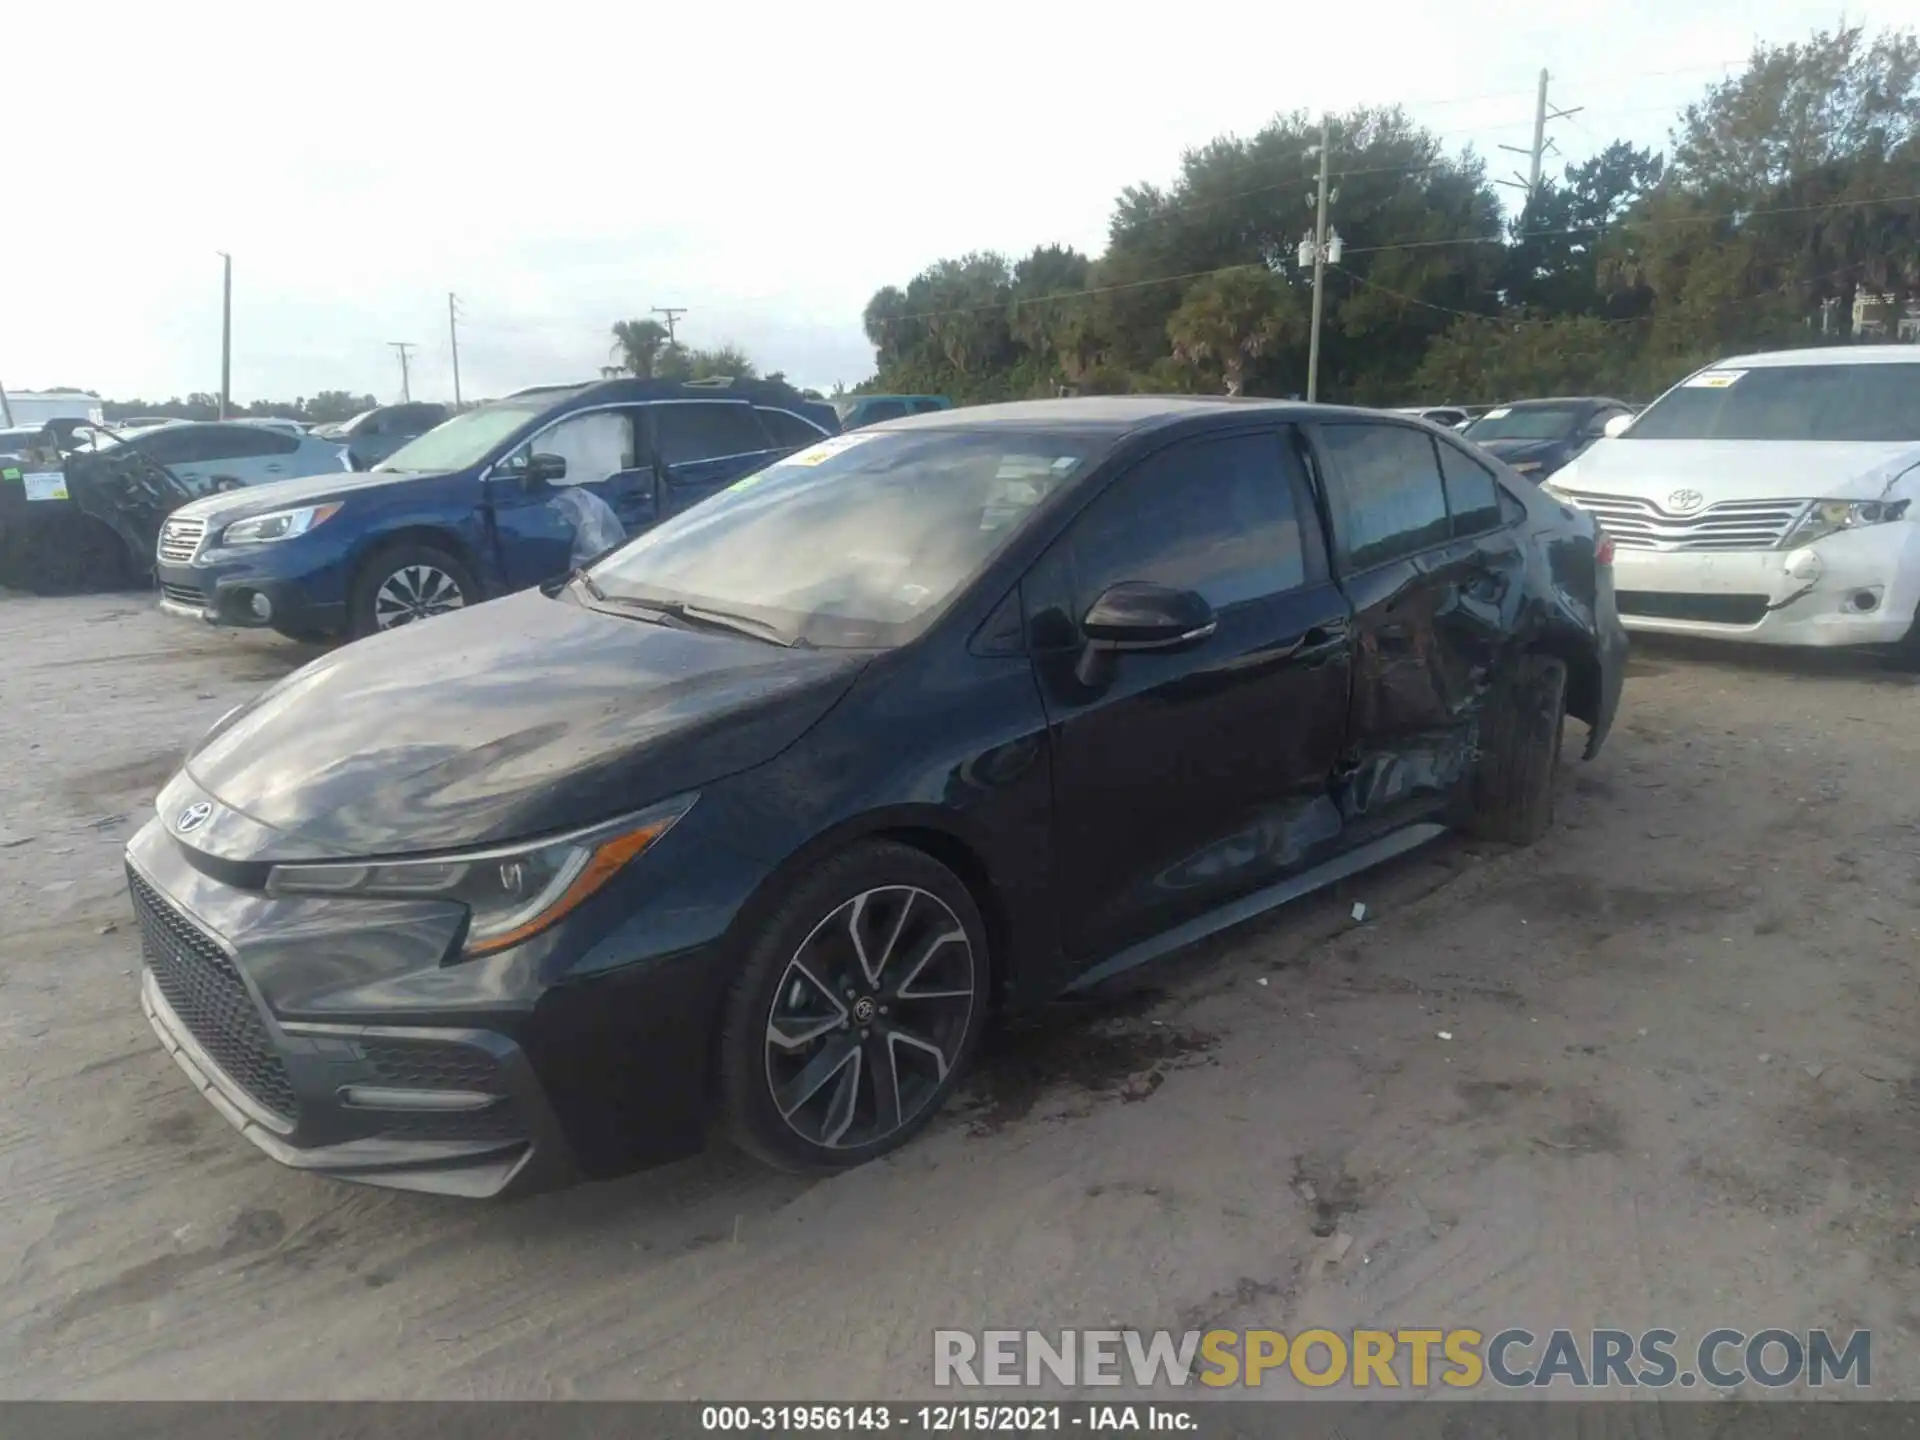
[155,566,348,638]
[1611,530,1920,648]
[142,971,557,1196]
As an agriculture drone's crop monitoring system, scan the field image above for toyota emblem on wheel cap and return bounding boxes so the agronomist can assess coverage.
[1668,488,1705,513]
[175,801,213,835]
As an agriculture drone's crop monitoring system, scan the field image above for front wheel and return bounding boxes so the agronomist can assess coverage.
[716,841,990,1172]
[1465,653,1567,845]
[348,543,477,638]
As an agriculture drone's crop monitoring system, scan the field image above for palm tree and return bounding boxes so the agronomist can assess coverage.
[609,318,672,378]
[1167,270,1300,395]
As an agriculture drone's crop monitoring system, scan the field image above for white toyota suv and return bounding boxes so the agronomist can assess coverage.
[1543,346,1920,658]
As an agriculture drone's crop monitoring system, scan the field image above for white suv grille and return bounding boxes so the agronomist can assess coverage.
[1554,489,1809,552]
[158,517,207,565]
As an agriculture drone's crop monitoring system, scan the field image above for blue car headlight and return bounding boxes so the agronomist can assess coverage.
[221,503,342,545]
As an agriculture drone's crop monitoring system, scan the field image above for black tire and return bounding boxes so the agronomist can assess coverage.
[1465,653,1567,846]
[347,542,478,639]
[716,840,991,1173]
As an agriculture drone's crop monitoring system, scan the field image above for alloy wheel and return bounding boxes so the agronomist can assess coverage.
[373,564,466,629]
[764,885,977,1151]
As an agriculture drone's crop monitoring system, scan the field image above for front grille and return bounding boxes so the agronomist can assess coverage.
[354,1037,520,1143]
[160,582,206,609]
[1617,591,1770,626]
[1557,489,1807,552]
[157,517,207,565]
[128,868,297,1122]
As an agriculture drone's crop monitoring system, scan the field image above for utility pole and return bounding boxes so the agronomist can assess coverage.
[217,251,232,420]
[1498,69,1582,200]
[388,341,415,402]
[1285,115,1342,404]
[0,380,13,426]
[651,306,686,345]
[447,294,463,409]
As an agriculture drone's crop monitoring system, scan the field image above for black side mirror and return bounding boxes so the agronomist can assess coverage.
[1081,582,1216,651]
[526,452,568,484]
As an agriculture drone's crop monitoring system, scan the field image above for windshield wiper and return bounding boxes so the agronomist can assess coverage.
[675,602,809,648]
[577,584,804,647]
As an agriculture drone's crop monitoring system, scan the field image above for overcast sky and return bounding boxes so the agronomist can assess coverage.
[5,0,1888,405]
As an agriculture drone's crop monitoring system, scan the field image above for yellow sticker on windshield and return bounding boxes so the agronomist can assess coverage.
[785,433,878,466]
[1683,370,1745,389]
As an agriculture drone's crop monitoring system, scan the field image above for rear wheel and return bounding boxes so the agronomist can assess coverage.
[1465,653,1567,845]
[716,841,990,1172]
[348,543,476,639]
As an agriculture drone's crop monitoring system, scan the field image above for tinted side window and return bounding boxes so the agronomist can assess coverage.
[1062,431,1307,615]
[862,399,910,424]
[1317,422,1451,569]
[652,403,772,466]
[1434,438,1503,537]
[909,399,947,414]
[755,407,827,447]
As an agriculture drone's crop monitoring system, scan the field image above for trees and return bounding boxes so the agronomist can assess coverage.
[1166,269,1301,394]
[856,24,1920,404]
[609,318,673,378]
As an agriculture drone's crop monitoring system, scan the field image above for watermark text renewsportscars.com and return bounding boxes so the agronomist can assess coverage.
[933,1328,1871,1391]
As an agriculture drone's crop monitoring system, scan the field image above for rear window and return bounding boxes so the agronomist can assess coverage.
[1629,361,1920,442]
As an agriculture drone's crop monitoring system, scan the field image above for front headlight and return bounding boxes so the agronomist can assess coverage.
[221,503,342,545]
[265,795,695,956]
[1783,498,1911,548]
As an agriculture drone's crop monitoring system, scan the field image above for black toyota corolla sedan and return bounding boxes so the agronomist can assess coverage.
[126,398,1626,1197]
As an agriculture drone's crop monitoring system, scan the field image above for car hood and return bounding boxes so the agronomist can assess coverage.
[170,466,457,523]
[167,589,869,861]
[1553,439,1920,502]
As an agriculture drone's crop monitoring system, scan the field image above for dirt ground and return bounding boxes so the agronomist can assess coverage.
[1,589,1917,1402]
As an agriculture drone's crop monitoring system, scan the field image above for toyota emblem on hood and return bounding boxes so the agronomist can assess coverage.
[174,800,213,835]
[1667,488,1706,513]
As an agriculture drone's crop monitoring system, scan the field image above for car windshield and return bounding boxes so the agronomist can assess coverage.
[1627,361,1920,442]
[375,404,545,473]
[587,429,1096,649]
[1466,406,1582,442]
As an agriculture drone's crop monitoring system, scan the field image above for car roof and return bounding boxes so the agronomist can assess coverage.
[1709,345,1920,369]
[500,377,824,410]
[874,395,1399,436]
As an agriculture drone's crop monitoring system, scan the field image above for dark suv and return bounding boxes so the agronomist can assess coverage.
[151,378,838,642]
[127,397,1625,1197]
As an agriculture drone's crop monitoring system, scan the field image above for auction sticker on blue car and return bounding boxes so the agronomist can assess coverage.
[21,472,69,502]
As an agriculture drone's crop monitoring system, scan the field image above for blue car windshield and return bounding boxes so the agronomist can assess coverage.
[588,429,1095,649]
[376,404,546,472]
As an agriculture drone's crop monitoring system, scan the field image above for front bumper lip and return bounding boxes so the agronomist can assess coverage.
[142,969,557,1198]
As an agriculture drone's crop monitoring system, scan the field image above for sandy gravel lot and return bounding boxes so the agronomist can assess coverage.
[1,589,1917,1401]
